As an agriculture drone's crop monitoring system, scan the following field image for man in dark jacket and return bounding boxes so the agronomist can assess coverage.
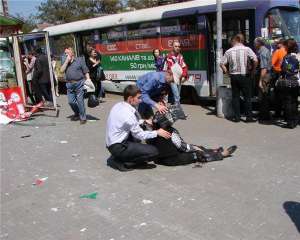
[32,48,53,104]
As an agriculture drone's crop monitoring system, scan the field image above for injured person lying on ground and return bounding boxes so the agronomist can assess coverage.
[143,105,237,167]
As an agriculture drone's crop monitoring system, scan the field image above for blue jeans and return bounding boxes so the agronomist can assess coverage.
[170,82,181,103]
[66,80,86,120]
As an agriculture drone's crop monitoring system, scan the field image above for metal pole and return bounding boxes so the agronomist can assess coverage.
[216,0,224,117]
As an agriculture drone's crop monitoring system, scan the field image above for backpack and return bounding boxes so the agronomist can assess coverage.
[278,53,300,87]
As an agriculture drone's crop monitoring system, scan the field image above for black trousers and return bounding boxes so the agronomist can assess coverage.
[108,141,159,164]
[230,74,252,119]
[258,89,272,120]
[279,86,299,124]
[32,82,53,103]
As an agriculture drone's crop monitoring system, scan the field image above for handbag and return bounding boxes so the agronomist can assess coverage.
[87,94,99,108]
[96,66,106,81]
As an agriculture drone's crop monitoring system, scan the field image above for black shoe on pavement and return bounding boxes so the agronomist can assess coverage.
[230,117,241,123]
[107,156,133,172]
[70,115,80,121]
[245,117,256,123]
[226,145,237,155]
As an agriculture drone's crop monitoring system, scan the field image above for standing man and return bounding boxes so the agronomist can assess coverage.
[60,47,91,124]
[254,37,272,123]
[165,40,188,104]
[220,34,258,122]
[106,85,171,171]
[136,71,174,119]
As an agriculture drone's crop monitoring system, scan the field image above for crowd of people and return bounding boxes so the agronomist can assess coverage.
[221,34,299,129]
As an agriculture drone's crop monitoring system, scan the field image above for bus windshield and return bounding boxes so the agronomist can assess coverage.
[268,8,300,41]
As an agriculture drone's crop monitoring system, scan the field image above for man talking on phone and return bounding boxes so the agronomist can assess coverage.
[60,47,91,125]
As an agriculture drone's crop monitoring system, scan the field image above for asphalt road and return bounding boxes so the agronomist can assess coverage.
[1,94,299,240]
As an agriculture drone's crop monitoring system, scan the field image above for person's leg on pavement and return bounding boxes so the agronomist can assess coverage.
[230,75,241,121]
[39,83,53,102]
[170,82,180,104]
[75,80,86,121]
[240,75,254,121]
[67,82,80,118]
[32,81,43,103]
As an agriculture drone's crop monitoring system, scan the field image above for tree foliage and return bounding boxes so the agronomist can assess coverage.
[37,0,123,24]
[15,14,37,33]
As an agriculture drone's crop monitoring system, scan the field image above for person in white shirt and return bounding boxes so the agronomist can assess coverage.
[106,85,171,171]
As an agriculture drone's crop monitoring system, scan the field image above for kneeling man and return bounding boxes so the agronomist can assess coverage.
[106,85,171,171]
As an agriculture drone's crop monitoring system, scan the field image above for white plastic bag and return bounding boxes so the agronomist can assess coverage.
[171,62,183,85]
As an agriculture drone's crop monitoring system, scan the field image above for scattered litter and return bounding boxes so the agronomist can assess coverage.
[72,153,80,158]
[80,228,87,232]
[208,217,213,221]
[5,193,9,196]
[140,223,147,227]
[68,169,77,173]
[51,207,59,212]
[190,198,195,201]
[35,126,39,129]
[60,140,68,144]
[142,199,153,205]
[20,134,31,138]
[32,177,48,186]
[80,192,98,199]
[177,197,182,201]
[87,119,97,122]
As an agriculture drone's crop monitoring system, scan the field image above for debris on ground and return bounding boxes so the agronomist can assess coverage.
[80,228,87,232]
[79,192,98,199]
[60,140,68,144]
[32,177,48,186]
[20,134,31,138]
[142,199,153,205]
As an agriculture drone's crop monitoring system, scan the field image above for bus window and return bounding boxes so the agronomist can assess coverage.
[99,26,127,54]
[160,16,198,50]
[265,8,300,42]
[127,21,160,52]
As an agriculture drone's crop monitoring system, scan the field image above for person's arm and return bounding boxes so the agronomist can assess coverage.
[128,116,171,140]
[271,50,279,68]
[220,52,228,74]
[248,48,258,75]
[180,55,188,80]
[60,55,71,72]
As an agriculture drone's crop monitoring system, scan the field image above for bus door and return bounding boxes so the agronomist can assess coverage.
[207,10,255,95]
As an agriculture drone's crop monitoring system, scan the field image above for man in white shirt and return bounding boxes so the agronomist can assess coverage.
[106,85,171,171]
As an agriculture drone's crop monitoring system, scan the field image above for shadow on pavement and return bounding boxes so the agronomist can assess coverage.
[283,201,300,233]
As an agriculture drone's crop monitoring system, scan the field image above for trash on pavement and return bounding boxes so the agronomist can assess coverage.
[20,134,31,138]
[32,177,48,186]
[79,192,98,199]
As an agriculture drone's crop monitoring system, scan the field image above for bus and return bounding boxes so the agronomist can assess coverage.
[44,0,300,101]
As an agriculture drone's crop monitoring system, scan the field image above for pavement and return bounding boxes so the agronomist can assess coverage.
[1,94,300,240]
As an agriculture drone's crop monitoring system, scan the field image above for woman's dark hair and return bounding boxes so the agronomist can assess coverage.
[152,48,160,59]
[123,85,141,101]
[286,39,298,54]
